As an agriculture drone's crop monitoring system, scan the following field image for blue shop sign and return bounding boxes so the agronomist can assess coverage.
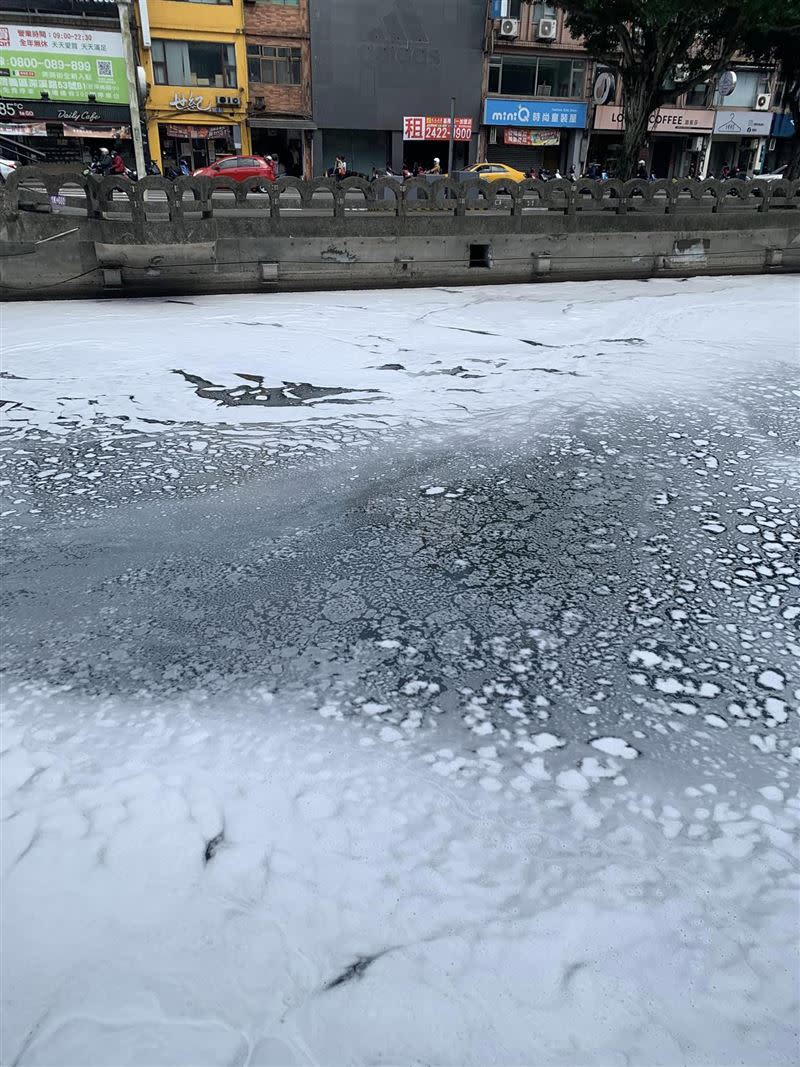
[771,112,795,138]
[483,98,588,129]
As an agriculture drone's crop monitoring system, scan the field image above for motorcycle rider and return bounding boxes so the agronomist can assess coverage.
[95,147,112,175]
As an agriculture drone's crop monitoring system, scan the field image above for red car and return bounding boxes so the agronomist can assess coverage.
[193,155,275,182]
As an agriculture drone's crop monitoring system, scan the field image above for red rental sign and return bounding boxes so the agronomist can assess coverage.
[403,116,473,141]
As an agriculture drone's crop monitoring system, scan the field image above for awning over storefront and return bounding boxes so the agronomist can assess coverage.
[164,124,233,139]
[772,112,795,138]
[62,123,131,139]
[248,117,316,131]
[0,122,47,137]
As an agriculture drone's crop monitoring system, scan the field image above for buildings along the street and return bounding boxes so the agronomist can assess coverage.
[0,0,795,179]
[309,0,485,175]
[0,0,135,166]
[482,1,588,175]
[245,0,313,178]
[140,0,249,173]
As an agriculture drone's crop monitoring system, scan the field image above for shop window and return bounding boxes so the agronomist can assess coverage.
[532,2,556,20]
[717,70,763,108]
[492,0,522,14]
[152,39,237,88]
[493,57,585,98]
[247,46,302,86]
[536,58,585,97]
[488,59,501,94]
[502,60,537,96]
[685,82,709,107]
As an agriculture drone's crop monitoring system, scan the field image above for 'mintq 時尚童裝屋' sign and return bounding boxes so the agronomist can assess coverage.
[483,98,587,129]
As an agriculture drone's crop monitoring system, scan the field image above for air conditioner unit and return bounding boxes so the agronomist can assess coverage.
[489,127,498,144]
[754,93,771,111]
[216,95,240,107]
[537,17,557,40]
[744,137,760,150]
[499,17,520,38]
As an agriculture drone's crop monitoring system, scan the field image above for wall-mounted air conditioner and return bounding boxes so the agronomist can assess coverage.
[216,96,240,107]
[754,93,771,111]
[537,18,557,40]
[499,17,520,38]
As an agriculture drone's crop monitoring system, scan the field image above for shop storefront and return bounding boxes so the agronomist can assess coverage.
[0,99,132,164]
[156,118,239,174]
[766,112,796,173]
[482,98,587,174]
[145,87,246,173]
[402,115,473,173]
[706,109,772,177]
[0,22,133,164]
[591,105,713,179]
[249,118,315,178]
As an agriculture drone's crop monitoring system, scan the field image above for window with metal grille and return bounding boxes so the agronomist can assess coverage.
[247,45,302,85]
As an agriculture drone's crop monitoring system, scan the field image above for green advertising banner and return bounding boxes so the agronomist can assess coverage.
[0,24,129,104]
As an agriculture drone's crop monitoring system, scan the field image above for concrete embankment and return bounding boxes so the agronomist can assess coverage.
[1,171,798,299]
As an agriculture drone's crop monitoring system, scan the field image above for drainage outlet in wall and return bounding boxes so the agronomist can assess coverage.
[469,243,492,268]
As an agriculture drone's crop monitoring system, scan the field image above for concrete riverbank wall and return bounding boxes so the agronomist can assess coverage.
[1,170,798,300]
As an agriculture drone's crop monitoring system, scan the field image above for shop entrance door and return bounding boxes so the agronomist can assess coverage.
[250,128,304,177]
[159,126,235,176]
[650,139,676,179]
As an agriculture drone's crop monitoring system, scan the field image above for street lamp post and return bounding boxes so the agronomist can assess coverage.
[447,96,456,177]
[117,0,147,178]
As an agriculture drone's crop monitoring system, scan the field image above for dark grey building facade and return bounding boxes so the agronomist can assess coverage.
[310,0,485,175]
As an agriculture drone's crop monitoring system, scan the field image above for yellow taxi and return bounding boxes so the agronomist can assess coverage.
[464,162,527,183]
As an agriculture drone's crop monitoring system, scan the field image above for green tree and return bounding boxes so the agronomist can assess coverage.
[562,1,765,179]
[738,3,800,179]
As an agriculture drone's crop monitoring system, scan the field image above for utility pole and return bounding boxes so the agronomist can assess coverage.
[447,96,456,177]
[117,0,147,177]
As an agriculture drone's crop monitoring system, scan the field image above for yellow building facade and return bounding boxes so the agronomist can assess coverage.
[138,0,250,173]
